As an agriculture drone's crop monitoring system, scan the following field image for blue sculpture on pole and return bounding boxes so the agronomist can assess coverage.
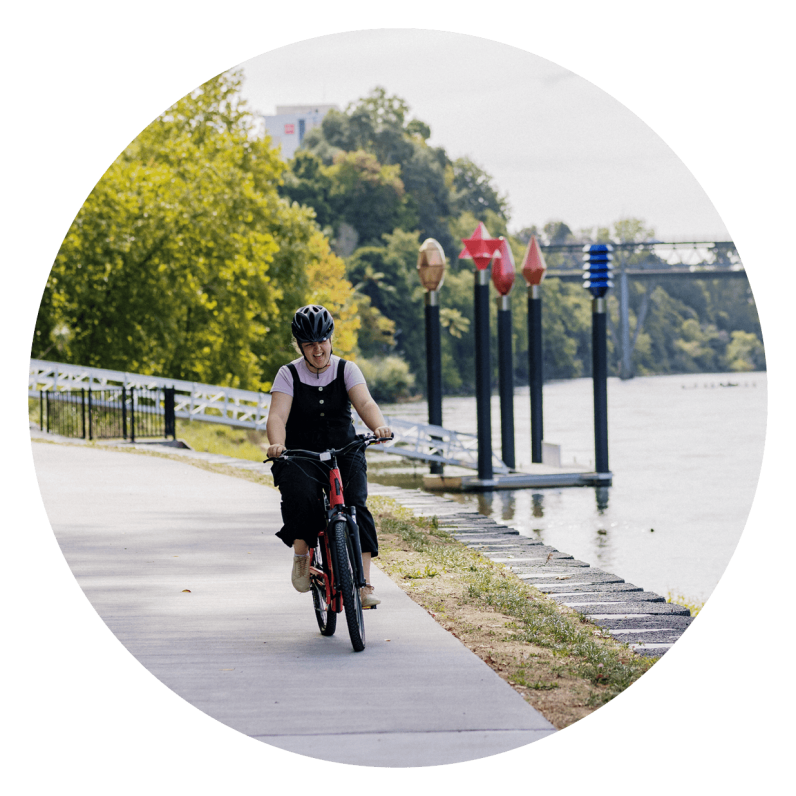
[583,244,613,481]
[583,244,614,298]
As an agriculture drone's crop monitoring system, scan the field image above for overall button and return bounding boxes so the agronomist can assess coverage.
[319,399,324,404]
[320,412,325,417]
[318,387,323,391]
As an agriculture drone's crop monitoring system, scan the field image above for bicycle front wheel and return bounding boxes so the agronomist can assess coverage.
[332,517,365,652]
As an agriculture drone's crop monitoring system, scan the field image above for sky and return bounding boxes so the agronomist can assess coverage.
[236,29,729,241]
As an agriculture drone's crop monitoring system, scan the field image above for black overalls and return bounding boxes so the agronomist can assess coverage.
[272,358,378,556]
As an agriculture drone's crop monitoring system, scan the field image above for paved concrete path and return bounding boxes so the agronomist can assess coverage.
[32,441,555,767]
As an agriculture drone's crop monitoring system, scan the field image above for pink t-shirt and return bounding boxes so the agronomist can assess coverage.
[271,355,366,397]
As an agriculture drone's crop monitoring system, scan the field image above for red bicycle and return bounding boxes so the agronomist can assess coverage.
[267,434,391,652]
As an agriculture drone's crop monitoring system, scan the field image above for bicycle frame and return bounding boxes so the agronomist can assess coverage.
[324,452,366,591]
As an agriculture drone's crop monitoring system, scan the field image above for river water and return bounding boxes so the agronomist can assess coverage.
[372,371,767,603]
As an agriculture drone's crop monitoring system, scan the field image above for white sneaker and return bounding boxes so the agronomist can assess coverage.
[360,584,380,608]
[291,554,311,592]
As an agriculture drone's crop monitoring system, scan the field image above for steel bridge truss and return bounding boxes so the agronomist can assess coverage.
[541,240,744,279]
[540,241,747,378]
[29,360,510,472]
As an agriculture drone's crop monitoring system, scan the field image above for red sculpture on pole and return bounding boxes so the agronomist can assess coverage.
[522,235,547,462]
[459,222,502,482]
[521,235,547,286]
[459,222,502,270]
[492,237,516,296]
[493,237,516,469]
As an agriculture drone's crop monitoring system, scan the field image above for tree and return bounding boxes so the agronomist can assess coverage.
[300,231,360,361]
[724,330,766,372]
[34,70,346,391]
[296,87,461,253]
[450,157,510,222]
[327,150,410,246]
[613,217,655,243]
[280,150,335,230]
[542,221,574,245]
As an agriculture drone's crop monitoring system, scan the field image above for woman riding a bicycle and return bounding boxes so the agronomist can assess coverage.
[266,305,392,608]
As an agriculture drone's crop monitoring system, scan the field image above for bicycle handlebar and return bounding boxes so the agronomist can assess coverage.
[264,433,394,464]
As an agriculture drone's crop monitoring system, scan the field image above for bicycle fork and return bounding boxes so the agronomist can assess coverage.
[328,460,367,591]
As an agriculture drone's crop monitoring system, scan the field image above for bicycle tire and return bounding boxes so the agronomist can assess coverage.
[332,517,365,652]
[311,542,336,636]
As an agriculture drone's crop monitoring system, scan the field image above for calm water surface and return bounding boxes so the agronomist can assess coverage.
[374,372,767,602]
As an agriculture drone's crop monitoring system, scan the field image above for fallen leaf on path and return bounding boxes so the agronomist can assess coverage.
[182,589,191,593]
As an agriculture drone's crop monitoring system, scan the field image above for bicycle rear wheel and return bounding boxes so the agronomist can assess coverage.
[332,517,365,652]
[311,542,336,636]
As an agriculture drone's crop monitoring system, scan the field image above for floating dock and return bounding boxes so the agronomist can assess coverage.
[423,465,612,491]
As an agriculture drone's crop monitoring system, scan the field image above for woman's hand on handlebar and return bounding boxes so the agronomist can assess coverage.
[373,426,393,440]
[266,443,286,459]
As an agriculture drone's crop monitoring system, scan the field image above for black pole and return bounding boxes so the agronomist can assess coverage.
[425,291,444,475]
[122,385,127,440]
[46,392,50,434]
[88,387,93,440]
[39,389,43,433]
[130,387,136,444]
[474,268,493,481]
[497,295,515,470]
[81,388,86,439]
[592,297,609,473]
[528,285,544,463]
[165,387,176,440]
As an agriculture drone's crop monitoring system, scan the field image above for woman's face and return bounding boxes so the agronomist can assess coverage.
[301,338,332,371]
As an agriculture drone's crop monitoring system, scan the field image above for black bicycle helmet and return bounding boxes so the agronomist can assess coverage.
[292,304,334,343]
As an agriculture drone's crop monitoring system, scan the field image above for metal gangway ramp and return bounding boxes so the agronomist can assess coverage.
[354,417,511,474]
[29,359,511,474]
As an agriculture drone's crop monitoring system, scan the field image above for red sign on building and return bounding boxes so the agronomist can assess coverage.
[284,124,295,134]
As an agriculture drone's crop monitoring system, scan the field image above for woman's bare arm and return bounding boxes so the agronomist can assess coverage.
[265,391,293,458]
[348,383,391,438]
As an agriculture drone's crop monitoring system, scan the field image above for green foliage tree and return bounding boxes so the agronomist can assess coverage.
[280,150,335,230]
[345,228,426,374]
[34,70,351,391]
[724,330,766,371]
[295,87,510,258]
[449,157,510,220]
[357,356,416,403]
[327,150,410,245]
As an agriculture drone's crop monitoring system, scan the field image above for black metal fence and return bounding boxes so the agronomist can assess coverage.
[40,386,175,442]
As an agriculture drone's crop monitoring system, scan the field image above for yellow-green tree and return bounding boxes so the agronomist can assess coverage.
[303,231,361,360]
[34,71,335,391]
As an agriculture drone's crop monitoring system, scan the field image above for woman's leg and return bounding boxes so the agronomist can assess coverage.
[272,461,324,591]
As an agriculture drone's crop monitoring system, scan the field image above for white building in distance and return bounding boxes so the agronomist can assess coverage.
[263,104,339,160]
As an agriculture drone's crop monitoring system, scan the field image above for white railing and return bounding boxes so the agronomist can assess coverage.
[29,359,270,430]
[29,359,511,472]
